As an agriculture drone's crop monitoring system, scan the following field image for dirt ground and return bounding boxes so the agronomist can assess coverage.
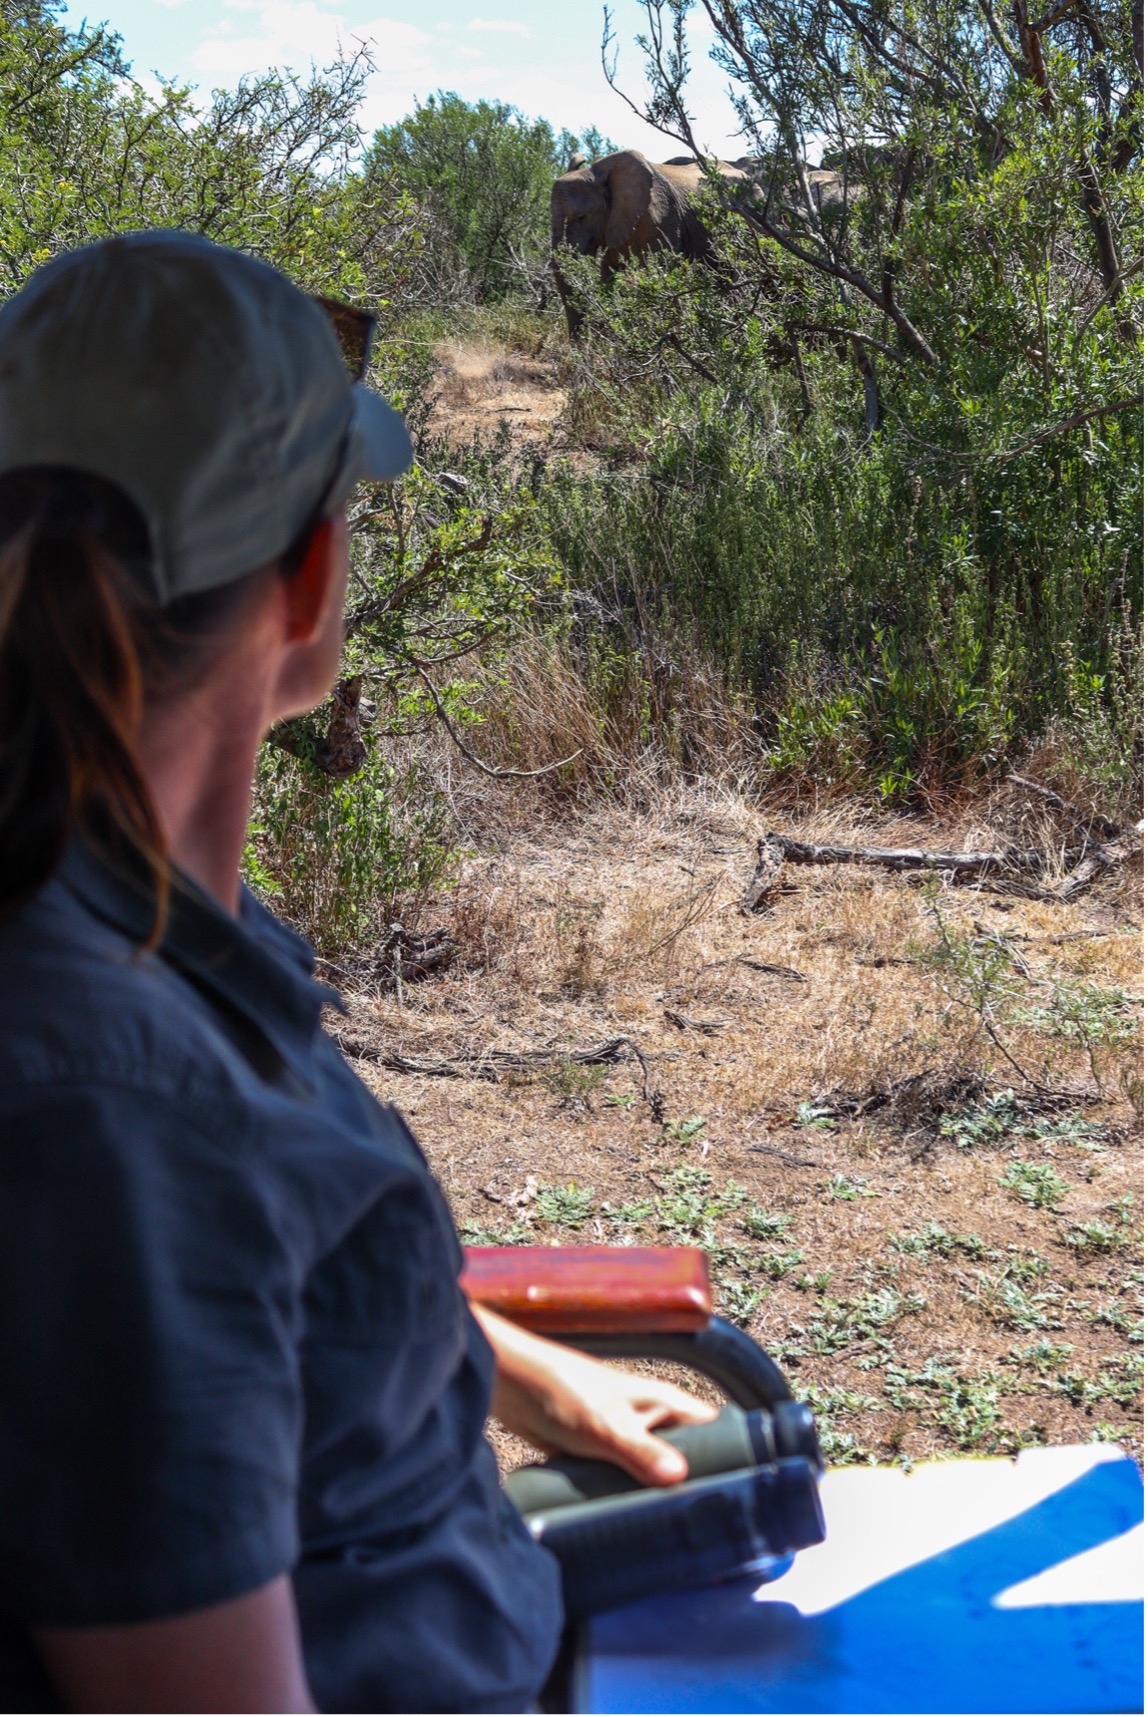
[335,789,1144,1473]
[429,339,566,448]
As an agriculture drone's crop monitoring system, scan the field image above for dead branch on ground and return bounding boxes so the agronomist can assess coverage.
[737,956,807,981]
[1005,772,1125,839]
[317,925,456,994]
[663,1009,726,1034]
[743,784,1142,909]
[332,1031,663,1117]
[760,831,1083,875]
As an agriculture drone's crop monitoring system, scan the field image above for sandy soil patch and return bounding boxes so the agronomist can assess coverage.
[429,339,566,448]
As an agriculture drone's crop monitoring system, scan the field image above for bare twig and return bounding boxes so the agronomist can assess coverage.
[664,1010,727,1035]
[972,921,1035,979]
[994,395,1142,462]
[414,666,583,780]
[1001,928,1128,946]
[793,323,907,363]
[334,1040,500,1080]
[1007,772,1125,839]
[661,330,719,383]
[789,328,813,429]
[736,957,808,982]
[333,1030,663,1116]
[748,1143,821,1168]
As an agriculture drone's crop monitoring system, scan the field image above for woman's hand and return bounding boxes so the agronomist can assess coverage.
[471,1305,718,1487]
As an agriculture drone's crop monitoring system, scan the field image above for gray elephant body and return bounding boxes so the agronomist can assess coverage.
[550,149,747,333]
[735,158,848,221]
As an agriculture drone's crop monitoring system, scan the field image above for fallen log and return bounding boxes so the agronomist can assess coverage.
[744,806,1141,908]
[759,832,1080,876]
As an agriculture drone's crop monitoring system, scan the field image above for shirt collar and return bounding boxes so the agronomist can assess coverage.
[59,837,343,1085]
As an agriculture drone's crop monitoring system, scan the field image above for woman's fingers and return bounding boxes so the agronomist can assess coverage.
[634,1379,720,1428]
[593,1377,719,1486]
[598,1419,690,1486]
[474,1307,721,1484]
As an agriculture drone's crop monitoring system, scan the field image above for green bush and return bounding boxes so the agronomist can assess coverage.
[367,93,610,303]
[539,245,1142,800]
[246,746,454,956]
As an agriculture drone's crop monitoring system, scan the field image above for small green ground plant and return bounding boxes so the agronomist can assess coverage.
[1000,1163,1072,1210]
[536,1182,596,1229]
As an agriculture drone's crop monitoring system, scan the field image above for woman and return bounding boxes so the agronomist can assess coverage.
[0,231,712,1714]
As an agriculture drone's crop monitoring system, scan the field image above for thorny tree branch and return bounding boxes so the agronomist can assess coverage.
[342,517,495,641]
[794,323,907,363]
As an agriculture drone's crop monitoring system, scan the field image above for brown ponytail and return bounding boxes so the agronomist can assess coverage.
[0,468,277,938]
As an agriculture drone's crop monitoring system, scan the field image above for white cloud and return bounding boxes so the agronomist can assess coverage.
[191,5,434,88]
[181,0,743,158]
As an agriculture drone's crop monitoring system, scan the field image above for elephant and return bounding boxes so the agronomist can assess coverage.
[549,149,748,335]
[734,157,848,221]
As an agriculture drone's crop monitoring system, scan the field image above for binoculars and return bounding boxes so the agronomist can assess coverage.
[505,1403,825,1619]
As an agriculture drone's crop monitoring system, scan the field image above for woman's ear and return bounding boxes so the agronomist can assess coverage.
[270,510,350,723]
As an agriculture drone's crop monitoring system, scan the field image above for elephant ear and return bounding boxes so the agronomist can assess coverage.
[595,150,656,250]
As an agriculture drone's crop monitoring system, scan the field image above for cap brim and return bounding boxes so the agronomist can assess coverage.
[336,385,413,493]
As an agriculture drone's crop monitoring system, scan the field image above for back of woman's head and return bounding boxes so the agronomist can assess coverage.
[0,231,411,928]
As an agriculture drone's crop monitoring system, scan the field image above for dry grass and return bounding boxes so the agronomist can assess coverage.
[336,787,1144,1472]
[453,630,759,809]
[430,338,567,446]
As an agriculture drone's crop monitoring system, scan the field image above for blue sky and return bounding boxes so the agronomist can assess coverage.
[61,0,748,158]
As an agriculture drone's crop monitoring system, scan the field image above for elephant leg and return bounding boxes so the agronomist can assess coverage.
[550,255,584,340]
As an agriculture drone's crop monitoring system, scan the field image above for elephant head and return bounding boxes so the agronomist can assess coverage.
[549,150,738,337]
[550,150,672,262]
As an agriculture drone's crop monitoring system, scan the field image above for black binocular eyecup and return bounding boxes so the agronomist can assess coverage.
[747,1399,824,1474]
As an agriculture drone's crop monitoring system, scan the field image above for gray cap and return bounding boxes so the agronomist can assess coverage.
[0,230,412,603]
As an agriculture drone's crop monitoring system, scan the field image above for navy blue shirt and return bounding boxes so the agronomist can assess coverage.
[0,843,563,1712]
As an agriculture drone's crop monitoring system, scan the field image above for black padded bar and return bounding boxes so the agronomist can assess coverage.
[558,1316,794,1410]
